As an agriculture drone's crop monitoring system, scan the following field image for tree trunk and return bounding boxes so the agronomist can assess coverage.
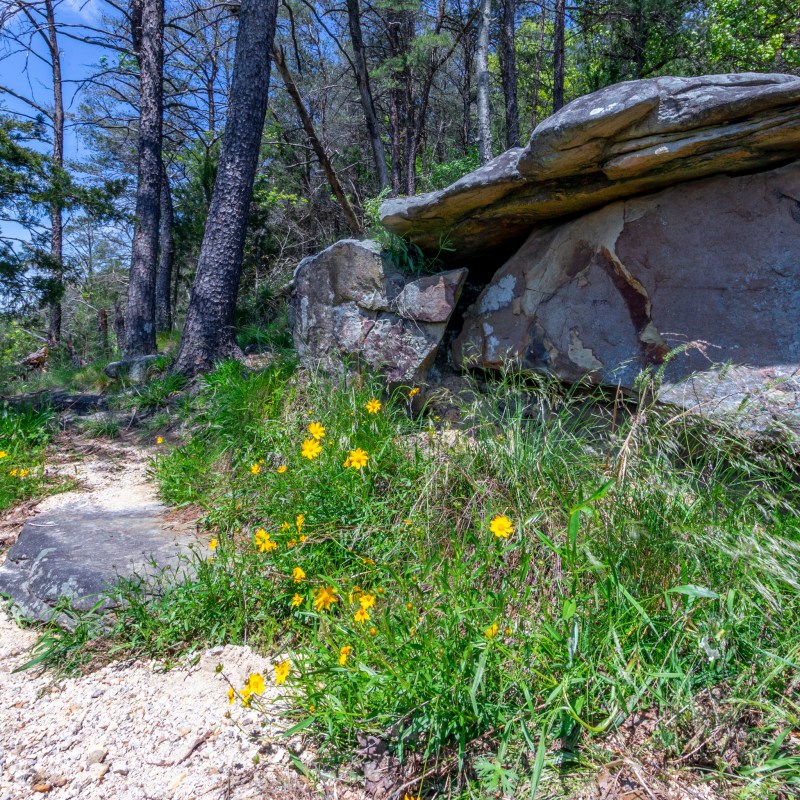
[476,0,492,165]
[499,0,519,147]
[345,0,390,191]
[273,45,363,236]
[173,0,278,376]
[125,0,164,356]
[44,0,63,341]
[113,299,125,352]
[553,0,566,112]
[530,0,547,129]
[155,159,174,332]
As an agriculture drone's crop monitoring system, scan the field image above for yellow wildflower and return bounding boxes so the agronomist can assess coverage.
[369,626,377,636]
[250,463,261,475]
[156,436,164,444]
[281,522,291,531]
[296,513,304,532]
[409,387,420,397]
[313,585,338,611]
[365,398,382,414]
[309,704,315,713]
[505,627,512,636]
[9,468,17,476]
[277,465,287,474]
[292,566,306,583]
[275,660,291,685]
[287,538,297,548]
[291,593,303,608]
[209,538,218,551]
[0,451,7,458]
[485,623,500,639]
[403,519,413,527]
[343,448,369,470]
[354,607,370,624]
[301,438,322,460]
[245,672,265,696]
[15,468,28,478]
[299,534,306,543]
[254,528,277,553]
[489,515,513,539]
[307,421,326,441]
[359,593,376,610]
[338,645,352,666]
[406,602,414,611]
[227,686,235,704]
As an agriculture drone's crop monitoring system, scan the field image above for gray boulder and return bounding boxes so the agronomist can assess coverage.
[291,239,467,384]
[381,73,800,257]
[104,354,162,383]
[453,161,800,438]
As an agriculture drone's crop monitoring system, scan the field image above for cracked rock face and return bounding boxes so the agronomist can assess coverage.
[290,239,467,384]
[454,161,800,436]
[380,73,800,258]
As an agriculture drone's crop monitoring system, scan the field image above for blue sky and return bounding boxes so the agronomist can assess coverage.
[1,0,116,162]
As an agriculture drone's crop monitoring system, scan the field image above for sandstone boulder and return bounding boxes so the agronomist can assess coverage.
[381,73,800,257]
[291,239,467,384]
[453,161,800,437]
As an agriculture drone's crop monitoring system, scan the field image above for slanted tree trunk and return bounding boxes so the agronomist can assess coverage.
[44,0,63,341]
[125,0,164,357]
[499,0,519,147]
[155,160,174,332]
[476,0,493,165]
[553,0,566,112]
[173,0,278,376]
[345,0,390,191]
[273,45,363,236]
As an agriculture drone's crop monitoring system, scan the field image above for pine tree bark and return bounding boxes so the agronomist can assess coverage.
[476,0,493,165]
[44,0,63,342]
[173,0,278,376]
[345,0,390,191]
[125,0,164,356]
[553,0,566,112]
[273,45,363,236]
[499,0,519,147]
[155,159,174,332]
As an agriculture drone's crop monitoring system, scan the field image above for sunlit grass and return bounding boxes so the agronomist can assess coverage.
[27,359,800,797]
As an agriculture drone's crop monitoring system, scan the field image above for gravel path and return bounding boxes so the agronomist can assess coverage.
[0,434,355,800]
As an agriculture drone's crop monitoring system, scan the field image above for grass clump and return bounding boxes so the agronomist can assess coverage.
[0,403,60,511]
[34,361,800,796]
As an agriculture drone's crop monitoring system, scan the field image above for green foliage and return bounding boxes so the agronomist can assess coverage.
[34,362,800,795]
[0,403,58,511]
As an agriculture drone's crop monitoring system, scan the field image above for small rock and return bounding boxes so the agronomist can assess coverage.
[86,746,107,766]
[31,784,51,794]
[86,763,109,781]
[111,762,129,776]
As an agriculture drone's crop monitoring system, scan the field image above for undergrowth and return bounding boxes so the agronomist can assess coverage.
[26,360,800,797]
[0,402,59,511]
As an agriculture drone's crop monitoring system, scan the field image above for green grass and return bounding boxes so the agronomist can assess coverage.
[0,403,60,511]
[28,360,800,797]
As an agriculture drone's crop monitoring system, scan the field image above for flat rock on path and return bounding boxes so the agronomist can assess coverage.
[0,440,198,624]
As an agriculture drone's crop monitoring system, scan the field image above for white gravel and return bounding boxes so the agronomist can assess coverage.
[0,611,327,799]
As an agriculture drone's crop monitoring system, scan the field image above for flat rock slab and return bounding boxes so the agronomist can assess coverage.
[381,73,800,257]
[0,501,197,623]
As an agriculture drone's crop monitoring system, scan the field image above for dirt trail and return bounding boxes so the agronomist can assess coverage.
[0,435,349,800]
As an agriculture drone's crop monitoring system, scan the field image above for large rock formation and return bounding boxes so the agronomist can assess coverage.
[291,239,466,384]
[380,73,800,258]
[373,72,800,437]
